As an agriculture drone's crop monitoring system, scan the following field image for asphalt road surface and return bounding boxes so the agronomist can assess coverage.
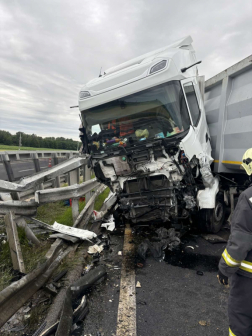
[0,157,67,181]
[73,226,230,336]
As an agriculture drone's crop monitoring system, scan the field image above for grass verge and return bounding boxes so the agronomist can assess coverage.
[0,187,110,291]
[0,144,72,151]
[36,187,110,226]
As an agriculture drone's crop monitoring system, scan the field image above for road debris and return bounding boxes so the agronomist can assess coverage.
[101,214,115,231]
[136,228,181,266]
[88,244,104,254]
[55,266,107,336]
[136,281,141,288]
[52,269,68,283]
[92,210,106,220]
[196,271,204,276]
[199,320,210,326]
[73,295,88,323]
[52,221,97,241]
[201,233,227,244]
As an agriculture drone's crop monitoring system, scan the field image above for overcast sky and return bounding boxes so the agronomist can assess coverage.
[0,0,251,141]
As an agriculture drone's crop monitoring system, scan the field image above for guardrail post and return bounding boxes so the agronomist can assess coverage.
[84,165,92,202]
[5,212,25,273]
[69,168,79,223]
[32,153,41,172]
[52,154,61,188]
[1,154,15,182]
[31,153,44,190]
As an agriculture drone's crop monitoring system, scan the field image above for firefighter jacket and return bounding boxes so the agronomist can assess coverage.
[219,186,252,278]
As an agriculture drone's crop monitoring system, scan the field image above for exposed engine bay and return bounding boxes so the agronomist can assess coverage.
[79,79,219,229]
[91,135,216,228]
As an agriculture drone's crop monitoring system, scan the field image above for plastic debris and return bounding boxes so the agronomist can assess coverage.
[136,281,141,288]
[101,215,115,231]
[118,251,122,256]
[52,221,96,241]
[88,245,104,254]
[92,210,106,220]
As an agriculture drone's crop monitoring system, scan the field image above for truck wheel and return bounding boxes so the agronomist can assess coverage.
[198,193,226,233]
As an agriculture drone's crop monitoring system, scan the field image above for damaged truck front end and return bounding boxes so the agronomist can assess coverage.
[79,36,221,233]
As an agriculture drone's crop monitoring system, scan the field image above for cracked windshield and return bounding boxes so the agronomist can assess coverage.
[83,80,191,153]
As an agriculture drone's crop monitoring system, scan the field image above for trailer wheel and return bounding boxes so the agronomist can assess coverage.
[198,193,226,233]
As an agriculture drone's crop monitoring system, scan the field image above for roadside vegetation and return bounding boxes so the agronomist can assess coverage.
[0,129,80,150]
[0,187,110,291]
[0,144,62,151]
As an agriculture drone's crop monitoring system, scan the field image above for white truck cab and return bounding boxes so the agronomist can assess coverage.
[79,36,221,232]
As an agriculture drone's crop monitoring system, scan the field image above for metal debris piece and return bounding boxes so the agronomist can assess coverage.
[31,321,47,336]
[37,321,59,336]
[136,228,181,265]
[43,283,58,296]
[52,221,96,241]
[49,233,79,243]
[196,271,204,276]
[201,234,227,244]
[56,266,107,336]
[53,269,68,283]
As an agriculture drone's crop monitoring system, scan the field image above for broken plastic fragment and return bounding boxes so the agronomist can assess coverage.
[101,215,115,231]
[136,281,141,288]
[52,221,96,241]
[88,244,104,254]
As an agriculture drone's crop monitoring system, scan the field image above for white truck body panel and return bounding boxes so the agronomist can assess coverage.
[205,55,252,173]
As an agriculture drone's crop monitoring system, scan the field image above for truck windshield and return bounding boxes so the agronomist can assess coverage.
[82,80,191,153]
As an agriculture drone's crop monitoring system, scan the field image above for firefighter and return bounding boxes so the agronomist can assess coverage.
[218,148,252,336]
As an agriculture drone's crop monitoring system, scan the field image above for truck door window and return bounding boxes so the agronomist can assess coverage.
[183,82,201,126]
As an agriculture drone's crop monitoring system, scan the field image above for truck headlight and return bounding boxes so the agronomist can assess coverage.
[150,60,167,74]
[79,91,91,99]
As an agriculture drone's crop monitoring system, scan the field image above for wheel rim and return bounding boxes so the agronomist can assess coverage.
[214,202,224,222]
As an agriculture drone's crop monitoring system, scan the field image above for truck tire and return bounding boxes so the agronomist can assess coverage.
[198,193,226,233]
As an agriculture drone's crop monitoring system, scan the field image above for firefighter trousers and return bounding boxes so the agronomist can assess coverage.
[228,273,252,336]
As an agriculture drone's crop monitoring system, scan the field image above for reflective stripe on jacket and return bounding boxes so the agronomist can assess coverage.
[229,327,236,336]
[219,186,252,278]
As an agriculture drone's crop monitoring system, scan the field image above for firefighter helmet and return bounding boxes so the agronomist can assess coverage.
[242,148,252,175]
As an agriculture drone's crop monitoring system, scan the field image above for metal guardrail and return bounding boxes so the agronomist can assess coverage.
[0,150,78,183]
[0,156,87,192]
[0,153,117,329]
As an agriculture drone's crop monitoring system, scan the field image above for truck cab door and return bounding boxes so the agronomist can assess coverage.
[181,77,211,157]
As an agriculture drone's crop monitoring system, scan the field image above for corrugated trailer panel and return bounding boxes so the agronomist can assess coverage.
[204,55,252,173]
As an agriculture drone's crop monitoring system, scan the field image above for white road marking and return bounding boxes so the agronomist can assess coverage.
[116,224,136,336]
[19,166,48,172]
[18,168,34,172]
